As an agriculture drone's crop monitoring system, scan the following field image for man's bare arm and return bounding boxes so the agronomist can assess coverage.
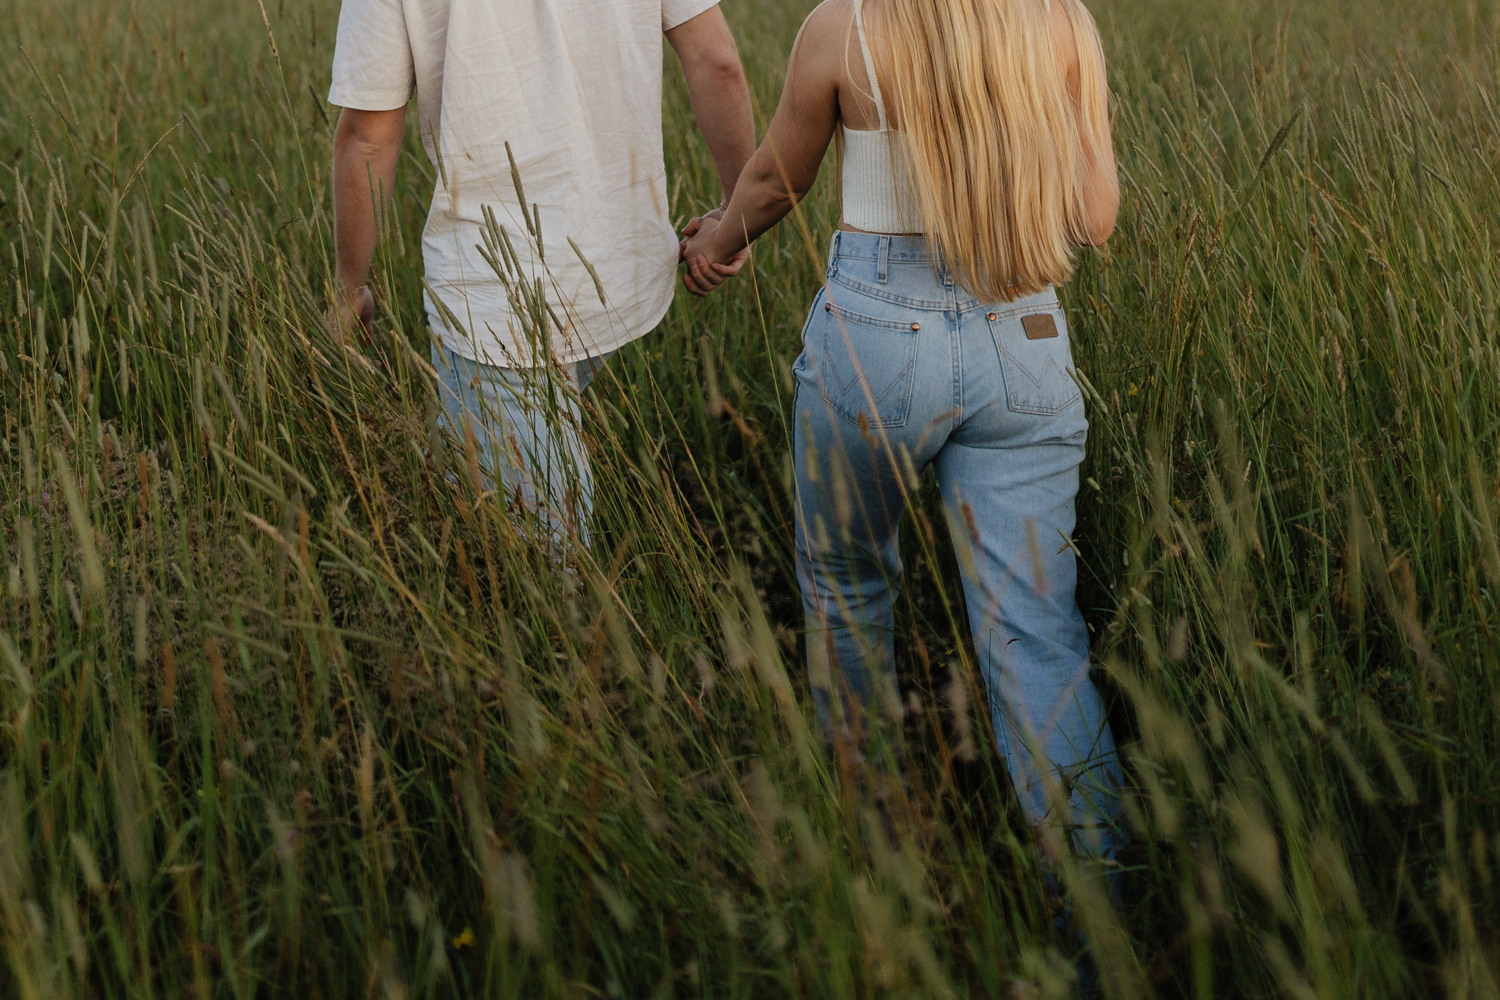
[677,1,841,292]
[665,7,755,208]
[332,106,407,338]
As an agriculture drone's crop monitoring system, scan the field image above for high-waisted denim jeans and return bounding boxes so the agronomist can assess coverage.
[792,231,1121,850]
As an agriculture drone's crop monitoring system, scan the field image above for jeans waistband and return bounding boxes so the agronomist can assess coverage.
[826,231,1058,311]
[829,230,934,264]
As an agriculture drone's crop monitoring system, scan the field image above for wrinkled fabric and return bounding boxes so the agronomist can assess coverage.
[330,0,717,366]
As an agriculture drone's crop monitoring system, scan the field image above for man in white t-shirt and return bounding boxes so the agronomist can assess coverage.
[327,0,754,539]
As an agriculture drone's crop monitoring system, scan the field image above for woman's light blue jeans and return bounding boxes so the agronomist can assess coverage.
[430,339,612,543]
[793,231,1121,853]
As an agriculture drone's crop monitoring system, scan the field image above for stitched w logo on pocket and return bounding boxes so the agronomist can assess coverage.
[816,301,921,429]
[987,309,1080,416]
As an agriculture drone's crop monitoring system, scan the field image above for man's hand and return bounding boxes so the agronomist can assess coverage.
[679,214,750,296]
[329,282,375,344]
[664,9,754,297]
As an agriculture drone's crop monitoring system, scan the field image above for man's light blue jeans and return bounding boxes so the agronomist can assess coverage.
[793,231,1122,853]
[430,339,612,542]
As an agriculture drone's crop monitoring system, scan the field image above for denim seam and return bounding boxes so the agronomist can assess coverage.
[984,299,1062,321]
[951,308,964,418]
[984,631,1012,760]
[824,300,925,331]
[800,286,825,348]
[830,271,951,310]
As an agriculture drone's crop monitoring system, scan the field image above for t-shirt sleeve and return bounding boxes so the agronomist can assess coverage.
[328,0,416,110]
[661,0,720,31]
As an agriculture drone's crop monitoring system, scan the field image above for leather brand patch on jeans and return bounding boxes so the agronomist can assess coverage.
[1022,314,1059,339]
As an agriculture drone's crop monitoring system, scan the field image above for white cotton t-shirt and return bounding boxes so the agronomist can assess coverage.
[328,0,717,367]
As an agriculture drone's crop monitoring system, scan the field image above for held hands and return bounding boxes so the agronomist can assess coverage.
[678,209,751,296]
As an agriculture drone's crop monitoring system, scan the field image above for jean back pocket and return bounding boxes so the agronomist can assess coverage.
[815,300,920,429]
[988,307,1081,416]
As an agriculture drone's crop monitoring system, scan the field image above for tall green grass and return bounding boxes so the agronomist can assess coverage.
[1,0,1498,995]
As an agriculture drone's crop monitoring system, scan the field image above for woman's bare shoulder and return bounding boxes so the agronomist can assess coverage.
[785,0,855,92]
[797,0,855,53]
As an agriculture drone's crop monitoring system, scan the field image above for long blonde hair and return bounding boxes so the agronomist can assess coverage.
[874,0,1110,301]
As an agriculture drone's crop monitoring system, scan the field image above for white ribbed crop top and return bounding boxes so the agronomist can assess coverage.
[842,0,1054,234]
[840,0,921,233]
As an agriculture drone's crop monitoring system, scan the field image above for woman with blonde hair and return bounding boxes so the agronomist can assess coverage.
[680,0,1123,861]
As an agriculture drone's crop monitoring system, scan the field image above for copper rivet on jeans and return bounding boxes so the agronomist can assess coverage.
[988,312,997,321]
[825,303,832,311]
[911,322,920,331]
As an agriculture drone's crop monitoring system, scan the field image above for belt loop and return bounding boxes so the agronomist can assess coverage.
[877,236,890,284]
[828,230,841,277]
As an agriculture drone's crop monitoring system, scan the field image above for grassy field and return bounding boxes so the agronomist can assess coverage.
[2,0,1500,995]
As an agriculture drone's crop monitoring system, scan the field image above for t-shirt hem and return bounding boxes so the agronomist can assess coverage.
[662,0,720,31]
[429,288,676,369]
[326,87,414,112]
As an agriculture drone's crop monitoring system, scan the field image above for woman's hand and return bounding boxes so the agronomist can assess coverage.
[679,214,751,296]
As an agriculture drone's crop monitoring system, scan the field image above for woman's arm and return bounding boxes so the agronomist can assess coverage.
[680,0,844,292]
[1054,0,1119,246]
